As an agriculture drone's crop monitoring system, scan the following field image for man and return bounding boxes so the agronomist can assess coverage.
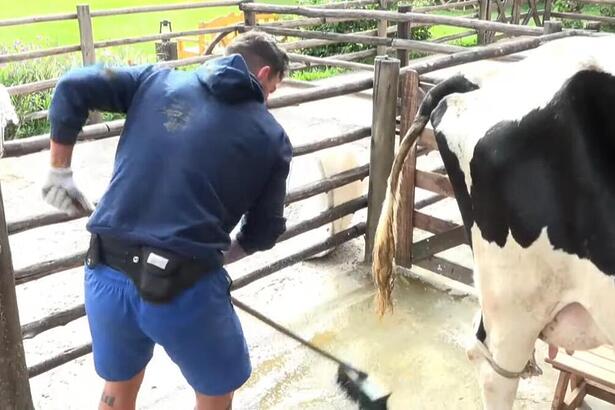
[42,31,292,410]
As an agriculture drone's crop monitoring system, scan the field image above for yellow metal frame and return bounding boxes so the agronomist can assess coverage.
[176,13,280,59]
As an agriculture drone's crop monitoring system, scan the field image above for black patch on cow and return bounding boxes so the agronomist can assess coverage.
[422,76,480,246]
[434,124,476,247]
[476,315,487,343]
[467,69,615,275]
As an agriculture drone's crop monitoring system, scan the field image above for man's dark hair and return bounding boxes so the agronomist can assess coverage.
[225,31,289,79]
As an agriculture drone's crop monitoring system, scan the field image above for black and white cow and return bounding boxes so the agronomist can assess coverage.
[372,35,615,409]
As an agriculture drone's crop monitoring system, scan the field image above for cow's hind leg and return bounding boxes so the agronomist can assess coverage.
[466,309,546,410]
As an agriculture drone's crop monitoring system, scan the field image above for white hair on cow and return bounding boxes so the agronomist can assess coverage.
[0,83,19,157]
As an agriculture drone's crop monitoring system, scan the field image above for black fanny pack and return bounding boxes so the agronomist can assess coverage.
[86,234,223,304]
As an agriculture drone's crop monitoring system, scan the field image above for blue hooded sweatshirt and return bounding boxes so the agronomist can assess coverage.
[49,55,292,265]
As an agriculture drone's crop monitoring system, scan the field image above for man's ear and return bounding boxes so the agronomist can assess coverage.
[256,65,272,82]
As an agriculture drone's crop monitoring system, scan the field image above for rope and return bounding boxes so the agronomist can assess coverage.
[474,339,543,379]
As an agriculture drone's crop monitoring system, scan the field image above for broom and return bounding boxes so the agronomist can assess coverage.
[232,297,391,409]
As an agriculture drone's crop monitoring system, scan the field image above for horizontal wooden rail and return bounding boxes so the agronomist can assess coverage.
[266,16,361,28]
[576,0,615,5]
[14,251,86,285]
[240,4,544,36]
[292,126,371,156]
[259,25,465,54]
[288,53,374,71]
[412,225,468,262]
[7,54,220,97]
[28,344,92,378]
[3,120,125,158]
[414,211,460,234]
[94,26,241,49]
[416,193,447,209]
[23,110,49,122]
[7,78,58,97]
[0,13,77,28]
[281,195,367,241]
[290,49,376,72]
[90,0,246,17]
[0,45,81,64]
[432,30,476,43]
[280,24,396,51]
[8,210,89,236]
[231,222,365,290]
[550,11,615,23]
[268,77,373,108]
[315,0,378,8]
[285,164,369,204]
[22,305,85,340]
[1,27,234,65]
[414,0,479,12]
[416,169,455,197]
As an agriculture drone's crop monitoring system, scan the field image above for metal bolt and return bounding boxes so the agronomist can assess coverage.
[133,256,140,263]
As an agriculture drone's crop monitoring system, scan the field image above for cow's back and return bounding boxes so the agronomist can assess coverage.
[431,35,615,276]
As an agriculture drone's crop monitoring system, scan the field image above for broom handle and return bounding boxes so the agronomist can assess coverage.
[231,296,363,375]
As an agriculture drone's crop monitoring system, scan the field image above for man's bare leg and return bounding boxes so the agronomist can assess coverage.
[195,391,234,410]
[99,369,146,410]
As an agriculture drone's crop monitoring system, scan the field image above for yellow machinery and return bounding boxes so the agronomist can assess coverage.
[177,12,280,59]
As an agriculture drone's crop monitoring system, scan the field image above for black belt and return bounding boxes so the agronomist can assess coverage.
[86,234,223,303]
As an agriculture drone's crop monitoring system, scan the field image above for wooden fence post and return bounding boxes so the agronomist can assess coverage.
[543,0,553,24]
[544,20,562,34]
[377,0,389,55]
[396,4,411,68]
[365,56,400,263]
[477,0,494,45]
[511,0,522,24]
[76,4,102,124]
[394,70,421,268]
[0,182,34,410]
[242,0,256,31]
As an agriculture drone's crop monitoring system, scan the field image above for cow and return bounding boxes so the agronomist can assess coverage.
[371,34,615,409]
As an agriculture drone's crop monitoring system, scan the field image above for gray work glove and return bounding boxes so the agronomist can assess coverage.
[42,167,93,216]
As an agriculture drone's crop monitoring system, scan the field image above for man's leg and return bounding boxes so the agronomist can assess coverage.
[99,369,146,410]
[85,265,155,410]
[141,268,251,410]
[195,391,233,410]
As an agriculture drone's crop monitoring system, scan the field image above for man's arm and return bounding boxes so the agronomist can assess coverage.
[49,63,154,145]
[223,239,248,265]
[234,133,293,259]
[43,63,154,215]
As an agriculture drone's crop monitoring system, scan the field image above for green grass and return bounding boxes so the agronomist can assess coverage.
[290,66,347,81]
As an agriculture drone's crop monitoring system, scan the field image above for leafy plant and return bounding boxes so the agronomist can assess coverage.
[599,4,615,32]
[552,0,585,29]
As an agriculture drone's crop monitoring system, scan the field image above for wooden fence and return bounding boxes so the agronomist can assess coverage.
[0,0,600,406]
[545,0,615,29]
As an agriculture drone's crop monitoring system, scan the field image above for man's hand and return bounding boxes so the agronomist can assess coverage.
[223,240,248,265]
[42,167,93,216]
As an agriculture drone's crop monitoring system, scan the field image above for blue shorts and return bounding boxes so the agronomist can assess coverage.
[84,263,251,396]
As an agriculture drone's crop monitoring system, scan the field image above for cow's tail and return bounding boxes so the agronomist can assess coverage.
[372,75,479,316]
